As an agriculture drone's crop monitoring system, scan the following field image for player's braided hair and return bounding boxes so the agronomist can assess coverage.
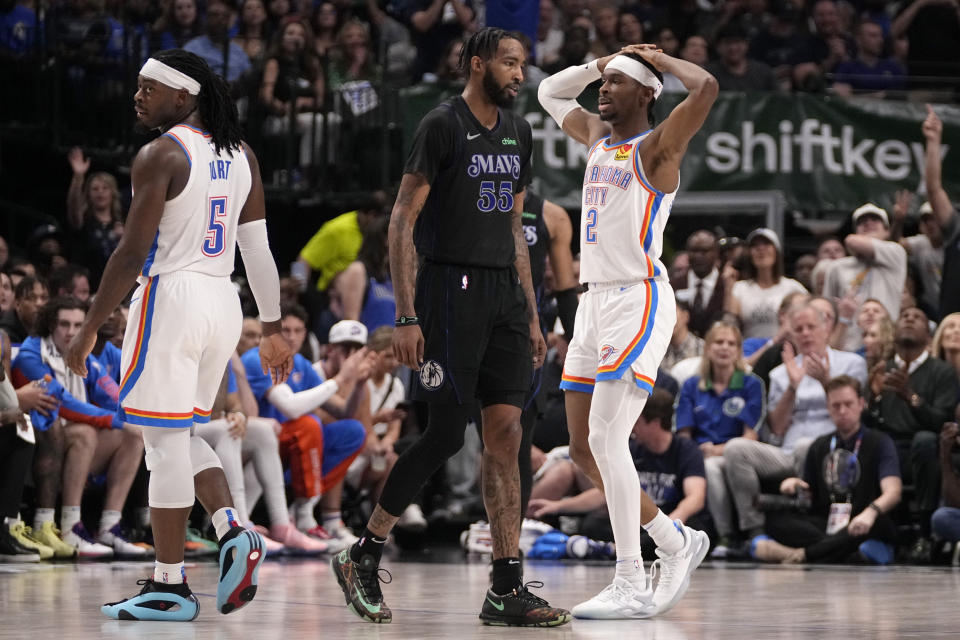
[152,49,244,155]
[458,27,521,77]
[620,52,664,128]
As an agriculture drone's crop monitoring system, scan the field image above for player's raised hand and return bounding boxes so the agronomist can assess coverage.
[259,332,294,384]
[393,325,424,370]
[65,327,97,377]
[620,43,668,70]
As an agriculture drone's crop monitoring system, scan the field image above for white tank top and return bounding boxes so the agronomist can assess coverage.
[140,124,252,279]
[578,131,676,285]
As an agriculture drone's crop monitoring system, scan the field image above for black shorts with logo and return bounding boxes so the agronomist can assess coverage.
[413,261,532,408]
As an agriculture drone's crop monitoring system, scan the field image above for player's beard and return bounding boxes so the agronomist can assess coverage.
[483,67,516,108]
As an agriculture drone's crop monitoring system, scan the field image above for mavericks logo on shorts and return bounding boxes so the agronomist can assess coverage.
[420,360,445,390]
[722,396,745,417]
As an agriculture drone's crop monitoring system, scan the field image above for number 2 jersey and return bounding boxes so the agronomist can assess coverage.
[579,131,676,284]
[140,123,252,279]
[406,96,533,268]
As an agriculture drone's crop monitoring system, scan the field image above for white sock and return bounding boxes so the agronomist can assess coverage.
[322,512,341,532]
[4,516,20,527]
[292,496,320,530]
[154,561,185,584]
[34,508,55,530]
[61,506,82,534]
[614,556,647,588]
[100,509,122,535]
[643,510,684,555]
[211,507,240,541]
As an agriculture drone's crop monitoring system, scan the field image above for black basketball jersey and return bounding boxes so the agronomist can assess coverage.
[522,191,550,294]
[406,96,534,268]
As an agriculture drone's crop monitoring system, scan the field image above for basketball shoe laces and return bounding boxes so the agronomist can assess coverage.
[650,558,674,594]
[358,564,392,603]
[511,580,549,607]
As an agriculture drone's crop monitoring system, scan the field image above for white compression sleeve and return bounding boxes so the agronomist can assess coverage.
[236,219,281,322]
[266,380,339,420]
[537,60,601,127]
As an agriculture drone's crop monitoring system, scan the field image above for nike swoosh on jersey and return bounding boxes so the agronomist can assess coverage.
[467,132,481,140]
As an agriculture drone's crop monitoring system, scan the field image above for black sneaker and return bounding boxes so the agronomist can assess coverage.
[331,549,393,623]
[479,581,571,627]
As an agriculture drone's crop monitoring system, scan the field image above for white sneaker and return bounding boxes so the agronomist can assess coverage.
[461,521,492,554]
[651,523,709,614]
[397,504,428,533]
[329,523,359,546]
[63,522,114,559]
[98,524,150,557]
[571,576,657,620]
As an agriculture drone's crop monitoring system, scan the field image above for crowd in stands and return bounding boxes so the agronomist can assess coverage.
[1,0,960,567]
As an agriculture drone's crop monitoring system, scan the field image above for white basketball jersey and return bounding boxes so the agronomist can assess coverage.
[140,124,252,279]
[579,132,676,284]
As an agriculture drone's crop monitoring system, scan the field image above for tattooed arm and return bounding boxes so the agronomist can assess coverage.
[512,190,547,369]
[388,172,432,369]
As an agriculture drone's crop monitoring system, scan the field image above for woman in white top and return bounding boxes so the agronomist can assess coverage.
[723,228,808,340]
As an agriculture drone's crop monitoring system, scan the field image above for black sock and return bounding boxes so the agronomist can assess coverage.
[350,528,387,564]
[491,557,522,595]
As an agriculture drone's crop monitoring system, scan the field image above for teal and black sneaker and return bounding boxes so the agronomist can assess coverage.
[217,527,265,614]
[101,579,199,621]
[331,549,393,623]
[479,581,571,627]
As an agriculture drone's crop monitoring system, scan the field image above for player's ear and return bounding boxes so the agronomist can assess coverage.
[471,54,484,77]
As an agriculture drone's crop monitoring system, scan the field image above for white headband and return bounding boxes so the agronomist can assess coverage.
[606,56,663,99]
[139,58,201,95]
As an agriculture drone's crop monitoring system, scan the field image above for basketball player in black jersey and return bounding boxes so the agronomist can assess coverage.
[331,28,571,627]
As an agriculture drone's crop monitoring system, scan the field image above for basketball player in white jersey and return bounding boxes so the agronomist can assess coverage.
[65,50,293,621]
[538,45,717,618]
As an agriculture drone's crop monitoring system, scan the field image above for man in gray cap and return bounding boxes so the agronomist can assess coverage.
[822,203,907,352]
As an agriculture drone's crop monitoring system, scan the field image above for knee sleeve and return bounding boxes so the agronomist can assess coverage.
[587,382,648,465]
[190,435,223,475]
[142,427,195,509]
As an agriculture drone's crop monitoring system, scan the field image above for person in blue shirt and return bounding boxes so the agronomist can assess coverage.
[241,304,368,549]
[675,321,765,557]
[832,20,906,97]
[183,0,251,84]
[12,296,144,559]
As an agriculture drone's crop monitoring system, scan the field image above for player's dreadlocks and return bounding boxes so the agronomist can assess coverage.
[152,49,244,155]
[623,51,664,128]
[458,27,521,77]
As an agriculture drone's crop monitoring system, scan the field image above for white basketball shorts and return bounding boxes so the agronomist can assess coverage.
[117,272,242,428]
[559,278,676,394]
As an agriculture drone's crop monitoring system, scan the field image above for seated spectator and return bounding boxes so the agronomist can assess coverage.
[543,24,593,75]
[675,230,725,338]
[932,421,960,547]
[792,0,855,92]
[184,0,252,84]
[12,297,144,559]
[744,290,809,379]
[793,254,817,292]
[234,0,271,64]
[268,0,293,33]
[753,376,901,565]
[722,301,867,540]
[679,34,708,67]
[28,224,67,278]
[862,315,895,371]
[705,24,777,92]
[931,313,960,390]
[404,0,475,83]
[662,298,703,372]
[748,3,806,91]
[724,228,808,341]
[892,0,960,94]
[823,203,908,352]
[676,322,765,555]
[311,1,339,59]
[260,17,326,172]
[5,257,36,287]
[832,19,906,97]
[152,0,202,50]
[424,37,465,86]
[0,272,13,313]
[0,276,49,344]
[618,10,643,48]
[241,305,368,550]
[588,1,619,59]
[529,389,705,556]
[65,148,124,288]
[810,236,846,294]
[47,265,91,303]
[668,251,689,290]
[864,306,959,558]
[327,19,381,115]
[330,215,393,334]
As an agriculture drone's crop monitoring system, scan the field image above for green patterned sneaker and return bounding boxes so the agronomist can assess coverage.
[331,549,392,623]
[479,581,571,627]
